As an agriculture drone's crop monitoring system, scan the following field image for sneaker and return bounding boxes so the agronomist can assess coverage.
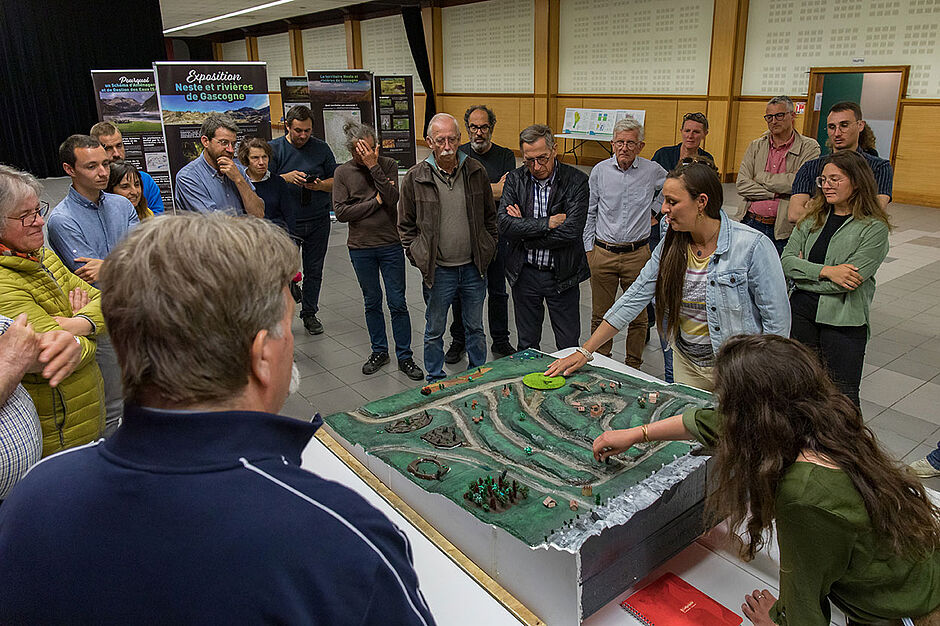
[444,342,465,364]
[289,281,302,303]
[362,352,390,375]
[303,315,323,335]
[398,358,424,381]
[491,342,516,359]
[908,457,940,479]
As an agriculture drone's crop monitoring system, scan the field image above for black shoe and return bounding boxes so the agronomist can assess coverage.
[444,342,465,364]
[398,358,424,381]
[289,281,302,303]
[491,342,516,359]
[303,315,324,335]
[362,352,390,375]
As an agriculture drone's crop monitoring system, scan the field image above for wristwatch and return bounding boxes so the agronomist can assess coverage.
[574,346,594,362]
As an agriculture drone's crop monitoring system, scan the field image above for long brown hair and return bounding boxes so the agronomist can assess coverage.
[708,334,940,561]
[107,162,152,221]
[654,160,722,342]
[802,150,893,231]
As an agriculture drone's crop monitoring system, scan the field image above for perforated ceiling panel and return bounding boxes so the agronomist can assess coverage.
[257,32,292,91]
[302,24,348,71]
[742,0,940,97]
[221,39,249,61]
[361,15,424,93]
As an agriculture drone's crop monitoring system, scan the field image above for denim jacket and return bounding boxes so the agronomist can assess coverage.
[605,211,791,354]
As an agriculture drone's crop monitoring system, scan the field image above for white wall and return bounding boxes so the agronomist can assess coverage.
[256,32,292,91]
[221,39,248,61]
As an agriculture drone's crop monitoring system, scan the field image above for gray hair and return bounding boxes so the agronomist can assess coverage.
[767,95,795,112]
[200,113,240,140]
[426,113,460,138]
[613,116,645,142]
[99,213,299,406]
[0,164,43,226]
[343,121,378,157]
[519,124,555,150]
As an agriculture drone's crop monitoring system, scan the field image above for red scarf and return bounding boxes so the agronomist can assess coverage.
[0,242,40,263]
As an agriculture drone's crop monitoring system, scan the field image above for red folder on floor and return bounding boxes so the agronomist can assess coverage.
[620,572,742,625]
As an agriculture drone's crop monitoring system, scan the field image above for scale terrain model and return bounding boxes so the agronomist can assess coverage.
[324,350,714,623]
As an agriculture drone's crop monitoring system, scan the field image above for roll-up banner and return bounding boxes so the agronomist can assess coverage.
[279,76,309,126]
[306,70,374,164]
[90,69,172,209]
[153,61,271,203]
[374,75,417,171]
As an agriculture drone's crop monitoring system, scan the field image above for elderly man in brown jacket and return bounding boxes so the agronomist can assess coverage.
[398,113,498,383]
[734,95,820,254]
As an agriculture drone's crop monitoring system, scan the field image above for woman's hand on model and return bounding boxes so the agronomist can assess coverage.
[592,429,641,462]
[820,263,862,290]
[741,589,777,625]
[544,351,587,377]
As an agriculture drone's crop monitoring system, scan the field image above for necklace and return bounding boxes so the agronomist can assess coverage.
[691,223,720,257]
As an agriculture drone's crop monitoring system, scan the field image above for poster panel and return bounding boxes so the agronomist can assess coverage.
[91,69,172,209]
[306,70,374,164]
[374,75,417,171]
[279,76,309,124]
[153,61,271,203]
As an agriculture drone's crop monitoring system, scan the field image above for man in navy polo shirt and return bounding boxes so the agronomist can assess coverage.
[269,105,338,336]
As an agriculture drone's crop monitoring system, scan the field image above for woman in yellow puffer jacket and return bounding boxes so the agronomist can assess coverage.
[0,165,105,456]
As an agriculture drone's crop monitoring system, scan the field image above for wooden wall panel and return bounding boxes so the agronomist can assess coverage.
[437,95,530,150]
[893,104,940,207]
[269,93,284,131]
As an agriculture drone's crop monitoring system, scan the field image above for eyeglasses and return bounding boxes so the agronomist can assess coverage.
[468,123,491,133]
[430,135,459,147]
[213,138,235,148]
[5,201,49,227]
[763,112,791,122]
[612,140,639,150]
[816,175,846,188]
[524,155,552,167]
[683,112,708,125]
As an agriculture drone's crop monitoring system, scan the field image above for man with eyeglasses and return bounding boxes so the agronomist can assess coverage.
[499,124,590,352]
[398,113,498,382]
[47,134,141,434]
[584,116,665,369]
[173,113,264,218]
[734,95,820,255]
[440,105,518,364]
[788,101,892,224]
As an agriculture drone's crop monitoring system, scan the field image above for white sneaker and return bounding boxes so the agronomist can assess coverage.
[908,457,940,479]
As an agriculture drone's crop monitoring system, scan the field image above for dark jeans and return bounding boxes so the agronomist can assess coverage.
[511,265,580,351]
[449,239,510,347]
[927,442,940,470]
[791,306,867,407]
[295,216,331,318]
[348,244,412,361]
[422,264,486,382]
[742,214,787,255]
[647,220,673,382]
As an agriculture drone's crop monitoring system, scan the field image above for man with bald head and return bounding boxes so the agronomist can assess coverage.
[398,113,498,382]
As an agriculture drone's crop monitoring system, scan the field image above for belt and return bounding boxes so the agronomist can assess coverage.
[745,211,776,225]
[594,238,650,254]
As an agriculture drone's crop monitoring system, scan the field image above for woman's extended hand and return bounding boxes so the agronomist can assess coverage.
[592,429,642,462]
[742,589,777,625]
[544,351,587,377]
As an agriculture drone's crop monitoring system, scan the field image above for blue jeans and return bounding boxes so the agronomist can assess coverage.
[449,238,511,346]
[742,214,787,256]
[648,220,673,383]
[422,264,486,381]
[295,217,331,318]
[928,443,940,470]
[349,244,413,361]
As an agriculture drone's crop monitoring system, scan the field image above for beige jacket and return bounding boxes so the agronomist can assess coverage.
[734,130,820,240]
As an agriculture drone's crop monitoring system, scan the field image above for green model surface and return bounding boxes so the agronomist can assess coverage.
[323,350,712,546]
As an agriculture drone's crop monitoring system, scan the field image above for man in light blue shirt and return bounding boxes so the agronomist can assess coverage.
[585,116,666,369]
[173,114,264,218]
[90,121,165,213]
[47,134,139,434]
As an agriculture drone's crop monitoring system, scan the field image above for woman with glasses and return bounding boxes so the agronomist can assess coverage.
[592,334,940,626]
[106,162,153,221]
[546,160,790,391]
[0,165,105,456]
[781,150,892,407]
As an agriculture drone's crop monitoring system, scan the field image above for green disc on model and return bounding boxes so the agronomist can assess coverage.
[522,372,565,390]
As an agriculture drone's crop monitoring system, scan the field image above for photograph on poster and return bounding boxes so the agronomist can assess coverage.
[160,94,271,125]
[98,90,161,131]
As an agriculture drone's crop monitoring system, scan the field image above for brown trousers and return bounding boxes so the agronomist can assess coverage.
[588,243,651,367]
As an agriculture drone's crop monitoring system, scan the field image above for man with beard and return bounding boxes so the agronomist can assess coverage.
[173,114,264,218]
[90,121,164,213]
[443,105,517,363]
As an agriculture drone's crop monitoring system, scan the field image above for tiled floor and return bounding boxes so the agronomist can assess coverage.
[38,165,940,491]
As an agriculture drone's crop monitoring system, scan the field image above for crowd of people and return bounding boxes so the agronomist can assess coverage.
[0,97,937,624]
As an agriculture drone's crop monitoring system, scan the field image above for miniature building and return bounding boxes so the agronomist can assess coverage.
[472,416,483,424]
[569,500,578,511]
[590,404,604,418]
[502,385,511,398]
[543,496,556,509]
[649,392,658,404]
[581,485,593,497]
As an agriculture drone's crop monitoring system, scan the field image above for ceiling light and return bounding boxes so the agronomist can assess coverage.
[163,0,297,35]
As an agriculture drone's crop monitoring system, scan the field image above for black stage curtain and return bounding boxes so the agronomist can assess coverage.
[400,6,436,136]
[0,0,167,178]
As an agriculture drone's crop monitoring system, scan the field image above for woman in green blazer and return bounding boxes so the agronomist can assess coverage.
[781,150,892,406]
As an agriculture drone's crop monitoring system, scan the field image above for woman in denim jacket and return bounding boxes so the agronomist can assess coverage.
[547,160,790,390]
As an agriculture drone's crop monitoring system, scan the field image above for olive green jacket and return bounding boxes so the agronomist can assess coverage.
[780,213,889,331]
[0,247,105,456]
